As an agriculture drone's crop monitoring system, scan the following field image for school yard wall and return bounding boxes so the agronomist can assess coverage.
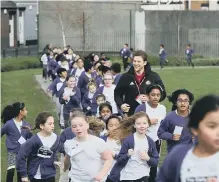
[143,11,219,58]
[38,1,141,52]
[38,1,219,58]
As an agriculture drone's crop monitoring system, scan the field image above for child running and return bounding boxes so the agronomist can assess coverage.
[16,112,62,182]
[158,89,194,153]
[107,112,159,182]
[63,112,113,182]
[157,94,219,182]
[1,102,32,182]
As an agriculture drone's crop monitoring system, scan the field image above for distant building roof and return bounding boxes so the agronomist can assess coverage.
[1,1,17,8]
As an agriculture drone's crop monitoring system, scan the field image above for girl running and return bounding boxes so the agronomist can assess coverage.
[157,94,219,182]
[158,89,194,153]
[16,112,62,182]
[1,102,32,182]
[63,112,113,182]
[59,75,81,128]
[107,112,159,182]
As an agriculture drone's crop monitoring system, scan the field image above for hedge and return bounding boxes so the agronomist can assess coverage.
[1,56,219,72]
[1,57,41,72]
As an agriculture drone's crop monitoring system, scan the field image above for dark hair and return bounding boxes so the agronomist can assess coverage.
[125,43,128,47]
[76,58,84,63]
[188,95,219,129]
[99,102,112,114]
[1,102,25,124]
[105,115,121,130]
[84,59,93,72]
[94,60,102,67]
[33,112,53,130]
[57,68,67,77]
[146,84,163,96]
[101,52,106,56]
[96,94,106,101]
[134,50,147,62]
[187,44,191,47]
[111,63,121,74]
[100,65,111,74]
[66,75,76,82]
[168,89,194,111]
[160,44,164,48]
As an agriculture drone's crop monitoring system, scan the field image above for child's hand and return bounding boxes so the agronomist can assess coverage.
[128,149,134,156]
[94,173,104,182]
[63,96,68,100]
[150,118,158,125]
[54,161,62,168]
[206,178,218,182]
[139,151,150,161]
[21,177,29,182]
[173,134,181,141]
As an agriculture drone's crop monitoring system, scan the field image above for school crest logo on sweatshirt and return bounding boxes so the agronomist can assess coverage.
[145,80,151,85]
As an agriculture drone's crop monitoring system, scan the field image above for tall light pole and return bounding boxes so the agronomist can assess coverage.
[36,0,39,55]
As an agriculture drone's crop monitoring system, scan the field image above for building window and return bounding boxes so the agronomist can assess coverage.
[185,0,189,10]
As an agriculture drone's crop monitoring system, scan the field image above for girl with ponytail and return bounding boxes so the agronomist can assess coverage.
[1,102,32,182]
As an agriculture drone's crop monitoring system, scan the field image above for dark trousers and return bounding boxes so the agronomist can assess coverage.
[186,57,194,67]
[6,169,22,182]
[159,58,165,68]
[42,65,48,79]
[31,177,55,182]
[121,176,148,182]
[148,140,162,182]
[122,57,129,70]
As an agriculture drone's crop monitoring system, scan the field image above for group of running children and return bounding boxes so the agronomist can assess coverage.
[1,45,218,182]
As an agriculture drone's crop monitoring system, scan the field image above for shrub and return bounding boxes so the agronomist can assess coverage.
[1,57,41,72]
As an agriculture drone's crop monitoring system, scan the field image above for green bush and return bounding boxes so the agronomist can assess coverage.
[1,57,41,72]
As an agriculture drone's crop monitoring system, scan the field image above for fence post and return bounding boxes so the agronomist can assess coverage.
[3,49,6,58]
[15,47,18,58]
[28,46,31,56]
[82,11,85,56]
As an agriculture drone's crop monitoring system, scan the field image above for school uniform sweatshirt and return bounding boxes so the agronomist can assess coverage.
[114,64,166,116]
[1,119,32,153]
[157,111,193,153]
[107,134,159,182]
[16,134,61,180]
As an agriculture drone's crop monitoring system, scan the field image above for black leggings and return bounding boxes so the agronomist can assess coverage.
[123,57,129,70]
[31,177,55,182]
[121,176,148,182]
[148,140,162,182]
[6,168,22,182]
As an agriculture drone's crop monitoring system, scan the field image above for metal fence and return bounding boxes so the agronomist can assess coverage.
[1,45,38,58]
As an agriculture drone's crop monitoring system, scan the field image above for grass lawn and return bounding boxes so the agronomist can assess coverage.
[1,69,59,181]
[1,68,219,181]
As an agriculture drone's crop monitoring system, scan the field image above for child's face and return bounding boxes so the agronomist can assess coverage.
[77,59,84,68]
[89,85,96,94]
[71,117,89,138]
[148,88,161,106]
[96,97,105,106]
[103,74,113,87]
[176,94,190,112]
[20,107,28,118]
[107,118,120,132]
[100,107,112,119]
[50,51,54,56]
[40,116,55,135]
[95,63,101,70]
[68,49,73,55]
[94,55,99,62]
[134,117,149,135]
[67,77,76,88]
[60,71,67,78]
[192,109,219,152]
